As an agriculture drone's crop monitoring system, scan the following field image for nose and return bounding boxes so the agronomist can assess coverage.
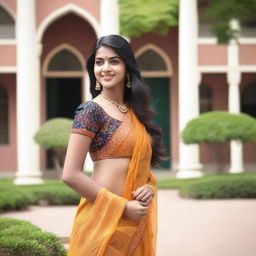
[102,61,111,72]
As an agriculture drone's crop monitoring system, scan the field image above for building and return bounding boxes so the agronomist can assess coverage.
[0,0,255,184]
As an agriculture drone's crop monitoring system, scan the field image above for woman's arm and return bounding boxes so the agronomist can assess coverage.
[62,133,101,202]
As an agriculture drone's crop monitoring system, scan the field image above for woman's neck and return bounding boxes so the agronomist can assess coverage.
[101,88,125,104]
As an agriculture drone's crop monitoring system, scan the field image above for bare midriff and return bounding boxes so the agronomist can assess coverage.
[91,158,131,196]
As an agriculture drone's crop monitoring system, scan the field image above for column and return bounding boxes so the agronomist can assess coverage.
[14,0,43,184]
[176,0,203,178]
[100,0,119,36]
[228,20,243,173]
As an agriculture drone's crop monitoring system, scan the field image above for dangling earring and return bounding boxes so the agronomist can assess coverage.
[126,74,132,88]
[95,80,101,91]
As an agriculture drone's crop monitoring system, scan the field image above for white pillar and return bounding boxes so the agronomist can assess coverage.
[228,19,243,173]
[176,0,203,179]
[100,0,119,36]
[14,0,43,185]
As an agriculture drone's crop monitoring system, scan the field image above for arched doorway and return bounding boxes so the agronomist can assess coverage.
[43,45,84,168]
[136,45,172,169]
[0,6,15,39]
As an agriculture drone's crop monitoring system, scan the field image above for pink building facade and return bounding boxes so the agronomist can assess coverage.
[0,0,255,183]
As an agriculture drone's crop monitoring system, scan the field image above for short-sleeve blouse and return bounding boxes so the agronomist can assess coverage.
[71,101,122,152]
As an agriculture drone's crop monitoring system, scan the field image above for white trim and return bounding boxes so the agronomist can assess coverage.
[198,37,256,45]
[239,66,256,72]
[197,37,217,44]
[36,3,100,43]
[198,66,228,73]
[135,43,173,76]
[238,38,256,44]
[0,39,16,45]
[0,66,17,73]
[42,43,85,76]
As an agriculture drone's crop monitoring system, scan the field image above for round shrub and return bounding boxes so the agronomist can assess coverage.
[182,111,256,143]
[180,175,256,199]
[0,218,66,256]
[34,118,72,149]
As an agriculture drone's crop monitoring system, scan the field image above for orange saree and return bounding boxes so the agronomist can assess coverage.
[67,109,157,256]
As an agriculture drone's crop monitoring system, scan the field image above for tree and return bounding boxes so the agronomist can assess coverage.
[201,0,256,43]
[181,111,256,172]
[34,118,72,174]
[119,0,179,37]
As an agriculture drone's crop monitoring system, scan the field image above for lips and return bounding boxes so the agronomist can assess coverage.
[102,75,114,81]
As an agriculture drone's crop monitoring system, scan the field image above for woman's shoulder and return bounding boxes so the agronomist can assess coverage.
[75,100,105,115]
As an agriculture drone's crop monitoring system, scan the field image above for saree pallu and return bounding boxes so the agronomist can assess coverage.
[68,110,157,256]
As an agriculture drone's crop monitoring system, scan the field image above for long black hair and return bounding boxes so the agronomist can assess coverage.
[86,35,166,167]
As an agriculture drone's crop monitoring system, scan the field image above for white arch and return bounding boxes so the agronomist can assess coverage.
[135,43,173,76]
[42,43,85,76]
[37,3,100,43]
[0,1,16,20]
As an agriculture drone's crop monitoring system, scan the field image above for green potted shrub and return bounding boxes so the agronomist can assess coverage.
[34,118,72,173]
[181,111,256,172]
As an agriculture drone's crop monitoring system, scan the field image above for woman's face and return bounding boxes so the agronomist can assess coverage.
[94,46,126,90]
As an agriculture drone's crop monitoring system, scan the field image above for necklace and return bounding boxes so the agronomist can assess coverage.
[101,92,128,114]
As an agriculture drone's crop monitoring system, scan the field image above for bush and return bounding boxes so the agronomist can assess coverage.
[181,111,256,172]
[180,173,256,199]
[0,218,66,256]
[182,111,256,143]
[0,179,80,212]
[34,118,73,171]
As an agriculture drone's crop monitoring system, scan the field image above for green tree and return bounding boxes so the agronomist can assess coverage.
[202,0,256,43]
[181,111,256,172]
[34,118,72,174]
[120,0,179,37]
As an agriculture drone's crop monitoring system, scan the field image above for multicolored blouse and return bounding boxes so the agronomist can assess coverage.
[71,101,136,161]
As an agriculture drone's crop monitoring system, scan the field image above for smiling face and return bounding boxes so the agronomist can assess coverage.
[94,46,126,91]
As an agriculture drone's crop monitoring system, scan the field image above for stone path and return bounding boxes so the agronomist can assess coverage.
[2,190,256,256]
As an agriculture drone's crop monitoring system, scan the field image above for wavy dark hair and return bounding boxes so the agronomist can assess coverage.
[86,35,166,167]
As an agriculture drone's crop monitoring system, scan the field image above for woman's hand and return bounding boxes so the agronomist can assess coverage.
[132,184,154,207]
[123,200,148,220]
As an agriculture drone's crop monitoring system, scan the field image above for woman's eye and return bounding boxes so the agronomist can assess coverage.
[95,60,103,66]
[111,60,119,64]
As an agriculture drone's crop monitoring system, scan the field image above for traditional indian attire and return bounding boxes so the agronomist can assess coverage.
[68,101,157,256]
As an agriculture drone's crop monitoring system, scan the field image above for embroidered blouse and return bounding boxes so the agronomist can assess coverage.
[71,101,136,161]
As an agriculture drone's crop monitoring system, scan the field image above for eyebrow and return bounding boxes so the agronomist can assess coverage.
[95,56,121,60]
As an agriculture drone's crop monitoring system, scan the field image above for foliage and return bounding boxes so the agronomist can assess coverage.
[181,111,256,172]
[0,218,66,256]
[0,179,80,213]
[34,118,72,171]
[34,118,72,149]
[203,0,256,43]
[119,0,179,37]
[158,172,256,199]
[180,172,256,199]
[182,111,256,144]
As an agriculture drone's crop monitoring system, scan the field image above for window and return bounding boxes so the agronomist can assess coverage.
[48,50,82,71]
[0,85,8,144]
[200,83,213,113]
[241,82,256,118]
[137,50,167,71]
[0,7,15,39]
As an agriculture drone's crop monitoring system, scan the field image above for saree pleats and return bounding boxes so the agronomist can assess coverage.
[67,109,157,256]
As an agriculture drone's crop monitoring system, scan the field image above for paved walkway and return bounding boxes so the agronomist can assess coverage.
[2,190,256,256]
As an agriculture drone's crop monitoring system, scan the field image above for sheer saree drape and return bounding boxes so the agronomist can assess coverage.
[67,110,157,256]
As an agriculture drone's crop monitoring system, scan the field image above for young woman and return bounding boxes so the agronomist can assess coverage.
[62,35,165,256]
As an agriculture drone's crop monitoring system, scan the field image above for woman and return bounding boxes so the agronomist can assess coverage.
[62,35,165,256]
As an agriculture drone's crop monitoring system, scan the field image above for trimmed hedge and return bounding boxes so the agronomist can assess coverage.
[0,218,66,256]
[0,179,80,213]
[180,173,256,199]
